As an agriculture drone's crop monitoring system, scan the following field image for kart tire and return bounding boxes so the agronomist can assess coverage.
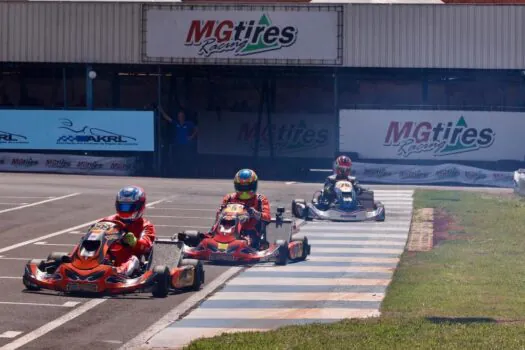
[181,230,202,247]
[151,265,170,298]
[47,252,69,263]
[291,236,310,260]
[274,240,289,266]
[291,199,306,219]
[181,259,205,291]
[375,201,386,222]
[23,259,46,291]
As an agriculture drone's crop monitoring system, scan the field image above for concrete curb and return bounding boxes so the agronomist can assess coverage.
[407,208,434,252]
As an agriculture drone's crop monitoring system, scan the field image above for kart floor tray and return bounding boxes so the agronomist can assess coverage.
[148,240,183,270]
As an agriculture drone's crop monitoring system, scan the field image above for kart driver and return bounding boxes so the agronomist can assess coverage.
[322,155,363,206]
[216,169,271,250]
[98,185,156,277]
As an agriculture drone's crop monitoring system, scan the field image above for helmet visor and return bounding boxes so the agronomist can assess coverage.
[117,202,140,213]
[235,182,256,192]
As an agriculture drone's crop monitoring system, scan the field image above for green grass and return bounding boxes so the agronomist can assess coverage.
[185,190,525,350]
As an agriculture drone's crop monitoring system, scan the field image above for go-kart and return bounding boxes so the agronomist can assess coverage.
[177,203,310,265]
[292,180,385,222]
[22,219,204,297]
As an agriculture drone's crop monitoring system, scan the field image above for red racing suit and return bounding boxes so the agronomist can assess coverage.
[216,192,271,236]
[100,214,156,269]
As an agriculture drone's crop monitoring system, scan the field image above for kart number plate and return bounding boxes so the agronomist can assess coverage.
[66,283,98,292]
[210,253,235,261]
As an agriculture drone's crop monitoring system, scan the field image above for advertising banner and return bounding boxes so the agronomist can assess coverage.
[313,162,514,188]
[339,109,525,161]
[0,152,136,176]
[142,4,343,65]
[197,112,335,158]
[0,110,154,151]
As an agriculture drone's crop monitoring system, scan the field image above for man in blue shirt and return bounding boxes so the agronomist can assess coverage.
[159,107,198,176]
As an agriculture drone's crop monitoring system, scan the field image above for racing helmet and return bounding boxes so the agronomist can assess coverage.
[115,186,146,223]
[234,169,258,200]
[334,155,352,177]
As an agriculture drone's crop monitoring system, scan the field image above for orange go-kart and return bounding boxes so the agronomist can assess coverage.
[177,203,310,265]
[22,219,204,297]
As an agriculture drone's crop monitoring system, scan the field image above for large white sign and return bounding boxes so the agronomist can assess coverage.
[313,162,514,188]
[197,112,335,158]
[0,152,136,176]
[0,110,154,151]
[339,109,525,161]
[143,4,342,65]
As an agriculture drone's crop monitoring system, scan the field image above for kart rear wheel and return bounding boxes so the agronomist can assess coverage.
[375,201,386,222]
[181,259,205,291]
[180,230,202,247]
[151,265,170,298]
[291,199,306,219]
[291,236,310,260]
[274,240,289,266]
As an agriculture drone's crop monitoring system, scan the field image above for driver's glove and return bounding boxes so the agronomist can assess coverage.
[247,207,262,220]
[123,232,137,248]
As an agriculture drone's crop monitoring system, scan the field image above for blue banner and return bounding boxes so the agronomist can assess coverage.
[0,110,154,151]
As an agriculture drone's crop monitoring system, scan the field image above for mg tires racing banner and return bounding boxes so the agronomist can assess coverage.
[339,109,525,161]
[197,112,336,158]
[0,110,154,151]
[142,4,343,65]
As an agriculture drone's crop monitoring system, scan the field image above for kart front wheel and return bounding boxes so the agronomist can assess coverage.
[151,265,170,298]
[23,259,45,291]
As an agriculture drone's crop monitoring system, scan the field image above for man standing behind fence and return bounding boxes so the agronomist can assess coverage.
[159,106,198,177]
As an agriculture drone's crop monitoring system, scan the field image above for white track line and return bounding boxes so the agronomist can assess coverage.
[0,301,81,308]
[0,196,55,199]
[149,207,215,211]
[0,256,35,261]
[0,197,171,350]
[0,198,167,254]
[0,298,107,350]
[155,225,210,229]
[0,193,81,215]
[33,242,76,247]
[0,332,22,339]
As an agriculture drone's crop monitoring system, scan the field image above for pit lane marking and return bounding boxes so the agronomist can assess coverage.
[0,193,81,215]
[0,301,81,308]
[0,332,22,339]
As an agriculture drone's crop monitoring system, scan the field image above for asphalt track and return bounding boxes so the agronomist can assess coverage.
[0,173,337,350]
[0,173,512,350]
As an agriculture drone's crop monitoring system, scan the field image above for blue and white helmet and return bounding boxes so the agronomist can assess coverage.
[115,185,146,223]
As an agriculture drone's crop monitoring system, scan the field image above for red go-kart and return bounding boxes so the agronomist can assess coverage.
[22,219,204,297]
[177,203,310,265]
